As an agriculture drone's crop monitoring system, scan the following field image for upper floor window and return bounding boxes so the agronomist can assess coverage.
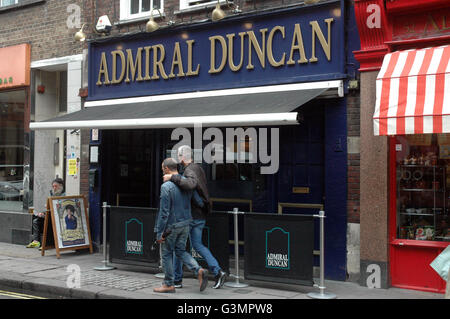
[120,0,163,21]
[179,0,227,12]
[0,0,18,7]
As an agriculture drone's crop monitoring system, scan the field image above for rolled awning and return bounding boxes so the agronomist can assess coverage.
[373,45,450,136]
[30,80,343,130]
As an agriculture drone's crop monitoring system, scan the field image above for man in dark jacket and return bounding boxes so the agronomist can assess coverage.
[154,158,208,293]
[164,145,227,289]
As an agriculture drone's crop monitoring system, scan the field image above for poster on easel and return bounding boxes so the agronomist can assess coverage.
[41,195,93,259]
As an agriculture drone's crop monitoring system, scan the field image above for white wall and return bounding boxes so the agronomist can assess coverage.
[65,60,82,195]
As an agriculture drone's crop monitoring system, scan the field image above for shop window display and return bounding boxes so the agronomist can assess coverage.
[396,134,450,242]
[0,90,25,211]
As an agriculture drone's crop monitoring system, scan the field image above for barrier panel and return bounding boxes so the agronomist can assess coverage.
[106,205,229,273]
[109,206,159,267]
[244,212,314,286]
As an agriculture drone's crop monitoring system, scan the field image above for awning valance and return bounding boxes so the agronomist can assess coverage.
[30,80,343,130]
[374,45,450,136]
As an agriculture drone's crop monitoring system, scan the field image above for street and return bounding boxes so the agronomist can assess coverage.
[0,289,46,299]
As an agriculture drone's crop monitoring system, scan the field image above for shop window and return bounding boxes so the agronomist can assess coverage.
[179,0,230,12]
[396,134,450,242]
[0,0,17,7]
[120,0,163,21]
[0,89,25,212]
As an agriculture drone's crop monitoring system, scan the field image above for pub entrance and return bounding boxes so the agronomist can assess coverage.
[99,103,325,257]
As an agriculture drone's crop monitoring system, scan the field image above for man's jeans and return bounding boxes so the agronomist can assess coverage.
[174,219,221,282]
[161,225,201,287]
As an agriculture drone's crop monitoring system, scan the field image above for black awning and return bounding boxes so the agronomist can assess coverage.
[30,82,339,130]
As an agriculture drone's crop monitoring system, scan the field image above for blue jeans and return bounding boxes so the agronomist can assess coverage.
[174,219,221,282]
[161,225,201,287]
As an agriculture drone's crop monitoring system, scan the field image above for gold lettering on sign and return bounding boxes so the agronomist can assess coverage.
[246,28,267,70]
[209,35,227,74]
[95,18,336,86]
[152,44,168,80]
[186,40,200,76]
[424,14,440,33]
[125,48,144,83]
[144,46,152,80]
[309,18,333,62]
[267,26,286,67]
[169,42,185,78]
[443,15,450,31]
[287,24,308,65]
[227,33,245,72]
[111,50,126,84]
[96,52,110,85]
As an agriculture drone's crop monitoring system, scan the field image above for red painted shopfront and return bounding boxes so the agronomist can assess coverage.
[354,0,450,293]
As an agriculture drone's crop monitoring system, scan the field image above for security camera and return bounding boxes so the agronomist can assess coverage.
[96,15,112,33]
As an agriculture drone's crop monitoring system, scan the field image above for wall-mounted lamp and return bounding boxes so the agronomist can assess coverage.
[74,24,87,42]
[212,0,241,22]
[146,8,163,32]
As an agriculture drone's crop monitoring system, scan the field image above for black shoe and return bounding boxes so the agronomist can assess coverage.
[174,281,183,289]
[213,270,227,289]
[198,268,208,292]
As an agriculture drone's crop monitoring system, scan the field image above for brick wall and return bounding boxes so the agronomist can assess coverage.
[347,91,361,224]
[0,0,84,61]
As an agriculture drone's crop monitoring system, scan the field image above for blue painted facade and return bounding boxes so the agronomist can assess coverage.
[88,0,359,281]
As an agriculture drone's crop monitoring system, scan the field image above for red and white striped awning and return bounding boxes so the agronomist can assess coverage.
[373,45,450,136]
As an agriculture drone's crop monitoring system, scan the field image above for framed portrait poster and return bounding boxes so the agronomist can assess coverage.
[41,195,93,258]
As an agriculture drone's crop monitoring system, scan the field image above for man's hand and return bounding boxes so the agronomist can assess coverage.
[163,174,172,182]
[156,237,165,244]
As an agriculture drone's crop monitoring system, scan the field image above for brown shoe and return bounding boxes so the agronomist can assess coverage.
[153,284,175,293]
[198,268,209,292]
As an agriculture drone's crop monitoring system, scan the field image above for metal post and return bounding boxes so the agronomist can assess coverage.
[307,210,336,299]
[225,208,248,288]
[94,202,115,271]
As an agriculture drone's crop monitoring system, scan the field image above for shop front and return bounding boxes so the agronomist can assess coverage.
[31,1,356,281]
[0,44,31,243]
[354,0,450,293]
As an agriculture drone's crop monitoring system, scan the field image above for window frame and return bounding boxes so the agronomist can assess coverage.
[119,0,164,22]
[178,0,228,13]
[0,0,18,7]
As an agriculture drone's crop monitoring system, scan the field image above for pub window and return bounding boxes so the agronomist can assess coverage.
[0,0,18,7]
[120,0,163,21]
[179,0,231,12]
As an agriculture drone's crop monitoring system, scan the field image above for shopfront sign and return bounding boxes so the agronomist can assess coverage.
[392,8,450,41]
[88,1,345,100]
[244,213,314,286]
[0,44,30,89]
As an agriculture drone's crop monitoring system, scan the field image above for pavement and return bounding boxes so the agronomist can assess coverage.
[0,242,446,301]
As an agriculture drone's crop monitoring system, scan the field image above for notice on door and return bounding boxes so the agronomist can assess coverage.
[68,159,77,176]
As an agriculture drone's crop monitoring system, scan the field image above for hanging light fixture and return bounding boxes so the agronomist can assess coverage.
[211,0,240,22]
[74,24,86,42]
[212,0,226,22]
[146,8,163,33]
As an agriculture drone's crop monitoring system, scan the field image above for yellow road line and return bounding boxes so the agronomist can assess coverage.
[0,289,47,299]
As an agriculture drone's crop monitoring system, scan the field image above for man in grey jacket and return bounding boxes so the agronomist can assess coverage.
[154,158,208,293]
[164,145,227,289]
